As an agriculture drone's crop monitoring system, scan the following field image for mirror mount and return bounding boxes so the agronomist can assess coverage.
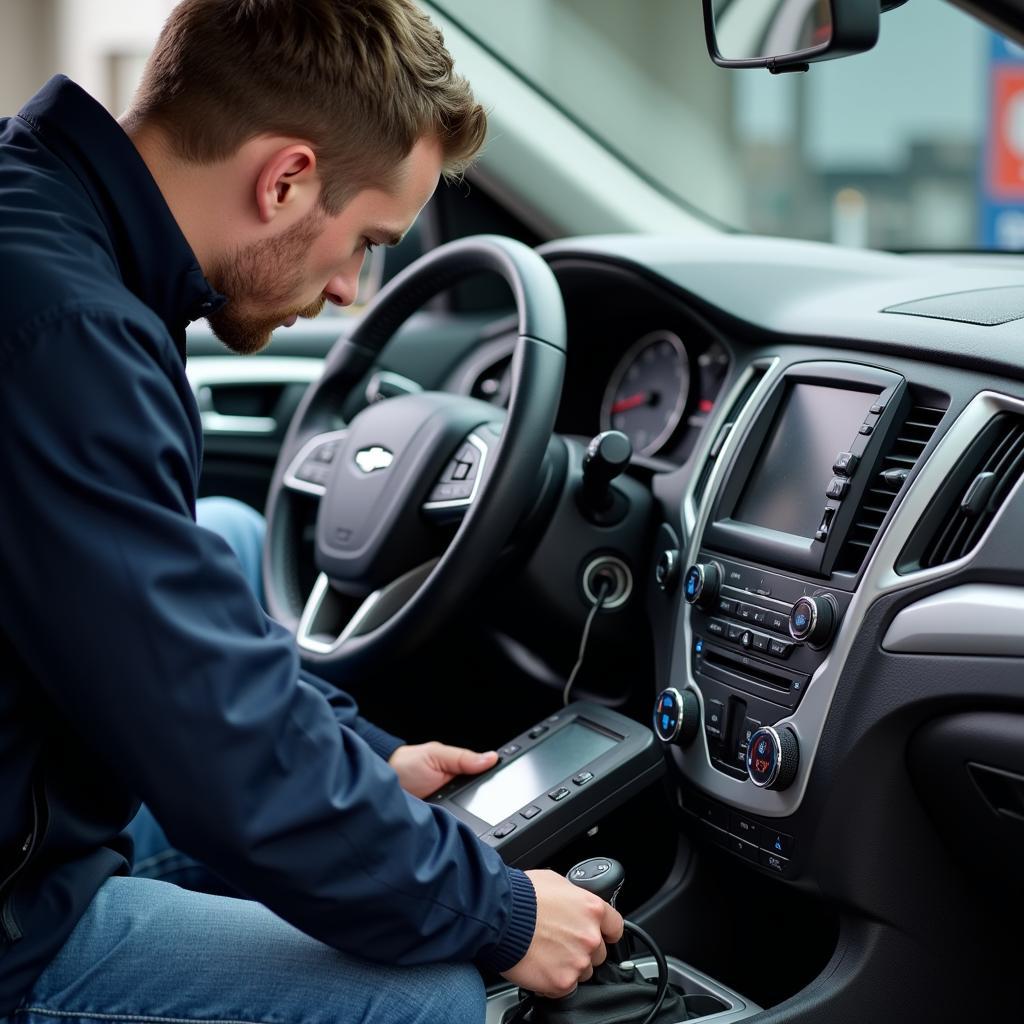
[703,0,881,73]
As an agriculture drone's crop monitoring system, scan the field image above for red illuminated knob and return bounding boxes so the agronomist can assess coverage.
[746,725,799,791]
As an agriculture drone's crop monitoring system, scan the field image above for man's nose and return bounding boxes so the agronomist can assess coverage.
[324,267,360,308]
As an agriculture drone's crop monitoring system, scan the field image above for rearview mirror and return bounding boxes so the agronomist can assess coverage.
[702,0,880,73]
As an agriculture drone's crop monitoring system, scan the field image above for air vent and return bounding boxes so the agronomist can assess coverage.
[833,403,946,574]
[916,413,1024,569]
[692,365,767,510]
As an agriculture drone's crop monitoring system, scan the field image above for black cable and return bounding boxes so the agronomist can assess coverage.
[622,920,669,1024]
[562,580,610,707]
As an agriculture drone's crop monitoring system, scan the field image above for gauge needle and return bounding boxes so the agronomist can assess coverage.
[611,391,652,414]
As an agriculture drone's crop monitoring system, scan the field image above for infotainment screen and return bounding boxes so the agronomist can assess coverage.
[453,720,619,826]
[734,383,876,539]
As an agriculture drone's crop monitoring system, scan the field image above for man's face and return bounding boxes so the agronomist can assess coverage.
[207,135,443,355]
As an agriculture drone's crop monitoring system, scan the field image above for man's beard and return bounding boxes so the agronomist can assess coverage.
[205,210,328,355]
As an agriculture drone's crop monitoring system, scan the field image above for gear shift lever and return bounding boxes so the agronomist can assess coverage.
[565,857,630,965]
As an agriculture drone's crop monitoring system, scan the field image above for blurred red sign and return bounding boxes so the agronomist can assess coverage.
[989,66,1024,198]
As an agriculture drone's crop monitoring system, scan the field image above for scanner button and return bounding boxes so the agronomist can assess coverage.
[572,771,594,786]
[492,822,517,839]
[521,805,541,820]
[549,787,571,802]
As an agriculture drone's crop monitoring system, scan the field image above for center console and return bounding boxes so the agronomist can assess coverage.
[657,359,946,879]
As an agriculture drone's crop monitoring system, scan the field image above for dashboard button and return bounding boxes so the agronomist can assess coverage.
[870,401,886,415]
[751,632,769,652]
[718,597,736,615]
[760,849,791,875]
[705,699,726,739]
[858,422,873,436]
[737,604,754,621]
[768,612,789,634]
[833,452,859,476]
[572,771,594,786]
[769,638,793,658]
[521,805,541,820]
[706,619,726,637]
[762,829,793,857]
[727,834,759,863]
[529,725,548,739]
[492,822,517,839]
[739,630,752,649]
[752,608,768,626]
[690,795,730,831]
[826,477,850,500]
[731,813,762,847]
[548,787,570,802]
[501,743,521,756]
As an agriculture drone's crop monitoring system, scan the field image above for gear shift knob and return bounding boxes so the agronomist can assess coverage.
[566,857,629,966]
[565,857,626,905]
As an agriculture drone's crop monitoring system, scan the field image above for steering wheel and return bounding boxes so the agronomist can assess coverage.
[262,235,566,679]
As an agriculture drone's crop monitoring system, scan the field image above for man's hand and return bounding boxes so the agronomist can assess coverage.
[501,869,624,999]
[388,741,498,799]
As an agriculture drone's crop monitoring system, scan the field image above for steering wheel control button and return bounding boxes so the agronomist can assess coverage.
[746,725,799,790]
[521,805,541,820]
[572,771,594,786]
[548,787,571,802]
[492,822,517,839]
[683,561,721,609]
[789,595,837,647]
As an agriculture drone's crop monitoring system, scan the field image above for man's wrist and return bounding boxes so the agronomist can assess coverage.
[476,867,537,973]
[355,718,405,761]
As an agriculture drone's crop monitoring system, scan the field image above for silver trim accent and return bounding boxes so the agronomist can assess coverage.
[883,584,1024,656]
[676,384,1024,817]
[684,562,706,605]
[186,357,323,435]
[582,556,633,610]
[282,430,349,497]
[296,561,438,655]
[599,330,690,457]
[422,433,489,510]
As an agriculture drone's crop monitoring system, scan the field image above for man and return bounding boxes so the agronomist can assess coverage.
[0,3,622,1023]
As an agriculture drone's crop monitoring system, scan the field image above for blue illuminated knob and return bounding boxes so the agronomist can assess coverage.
[788,595,836,647]
[746,725,799,790]
[653,687,699,747]
[683,561,721,609]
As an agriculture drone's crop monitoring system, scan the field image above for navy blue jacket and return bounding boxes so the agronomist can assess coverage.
[0,76,536,1013]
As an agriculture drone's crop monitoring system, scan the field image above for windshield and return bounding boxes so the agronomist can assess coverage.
[434,0,1018,253]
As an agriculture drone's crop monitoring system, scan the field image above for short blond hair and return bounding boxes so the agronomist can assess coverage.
[128,0,486,212]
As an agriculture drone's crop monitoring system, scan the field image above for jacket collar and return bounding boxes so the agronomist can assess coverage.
[18,76,226,356]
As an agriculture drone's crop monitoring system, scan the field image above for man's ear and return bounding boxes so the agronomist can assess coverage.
[254,143,319,224]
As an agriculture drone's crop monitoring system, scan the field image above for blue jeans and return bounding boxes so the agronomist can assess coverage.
[9,877,484,1024]
[15,498,486,1024]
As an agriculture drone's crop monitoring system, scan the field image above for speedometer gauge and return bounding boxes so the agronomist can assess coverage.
[600,330,690,456]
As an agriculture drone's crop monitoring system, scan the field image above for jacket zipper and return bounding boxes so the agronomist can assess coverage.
[0,784,43,943]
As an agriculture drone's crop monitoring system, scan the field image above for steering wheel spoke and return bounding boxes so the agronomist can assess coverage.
[282,430,349,497]
[296,562,438,655]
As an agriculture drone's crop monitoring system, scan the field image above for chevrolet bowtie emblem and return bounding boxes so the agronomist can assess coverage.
[354,446,394,473]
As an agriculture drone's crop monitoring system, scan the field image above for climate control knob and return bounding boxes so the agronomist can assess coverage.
[653,687,699,747]
[789,595,837,647]
[683,561,721,609]
[746,725,799,790]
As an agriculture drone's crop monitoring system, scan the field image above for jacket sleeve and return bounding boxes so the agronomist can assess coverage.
[0,309,536,971]
[297,670,405,762]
